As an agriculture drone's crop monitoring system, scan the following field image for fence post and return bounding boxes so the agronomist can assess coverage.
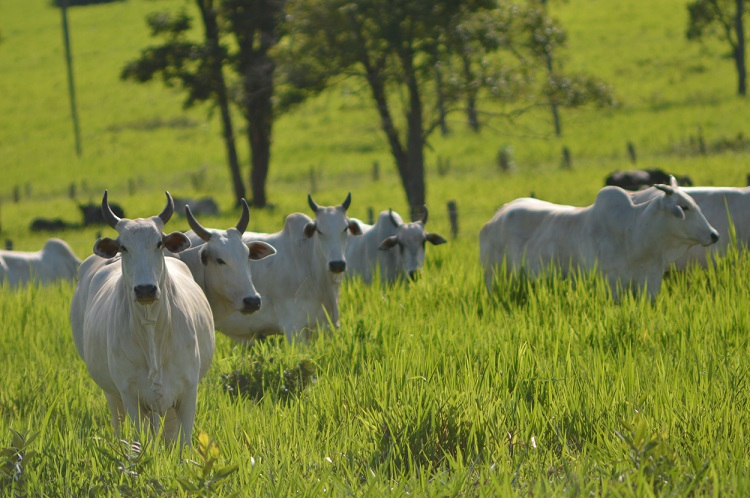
[367,207,374,225]
[5,239,13,251]
[561,146,572,170]
[12,186,20,203]
[372,161,379,181]
[447,200,458,239]
[68,182,77,199]
[627,141,637,163]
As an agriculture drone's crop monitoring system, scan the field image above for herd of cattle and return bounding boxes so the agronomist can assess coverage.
[3,170,749,445]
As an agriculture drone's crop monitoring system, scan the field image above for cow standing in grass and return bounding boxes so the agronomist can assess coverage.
[0,238,81,287]
[70,191,214,447]
[176,199,276,324]
[346,207,446,284]
[480,184,719,299]
[210,193,362,344]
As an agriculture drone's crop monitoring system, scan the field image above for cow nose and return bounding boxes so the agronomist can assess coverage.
[133,284,157,301]
[329,260,346,273]
[242,296,262,313]
[711,232,719,244]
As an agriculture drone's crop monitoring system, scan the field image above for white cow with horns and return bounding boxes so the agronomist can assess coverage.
[0,238,81,287]
[70,191,214,447]
[176,199,276,324]
[631,183,750,269]
[209,193,362,344]
[480,183,719,299]
[346,206,447,284]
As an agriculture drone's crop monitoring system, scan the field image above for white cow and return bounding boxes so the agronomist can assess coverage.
[480,184,719,299]
[176,199,276,324]
[346,206,446,284]
[0,238,81,287]
[632,184,750,269]
[211,193,362,344]
[70,192,214,447]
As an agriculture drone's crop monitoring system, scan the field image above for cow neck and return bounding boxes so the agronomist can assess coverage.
[633,198,683,266]
[294,234,341,325]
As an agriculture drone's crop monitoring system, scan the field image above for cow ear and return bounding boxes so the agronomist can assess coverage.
[200,246,209,266]
[348,219,363,236]
[93,237,120,259]
[304,222,316,238]
[248,241,276,261]
[425,233,448,246]
[669,203,685,220]
[379,236,399,250]
[163,232,191,253]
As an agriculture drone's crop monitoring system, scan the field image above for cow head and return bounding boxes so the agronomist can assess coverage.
[303,193,362,276]
[378,206,447,281]
[93,191,190,305]
[187,199,276,314]
[653,181,719,247]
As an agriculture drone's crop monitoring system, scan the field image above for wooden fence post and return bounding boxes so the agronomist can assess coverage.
[367,207,374,225]
[561,146,572,170]
[372,161,379,181]
[447,200,458,239]
[627,141,637,163]
[5,239,13,251]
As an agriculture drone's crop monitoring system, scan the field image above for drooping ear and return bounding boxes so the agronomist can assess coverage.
[162,231,191,253]
[669,175,678,188]
[304,221,317,238]
[200,246,209,266]
[668,202,685,220]
[348,219,363,236]
[379,236,399,250]
[425,233,448,246]
[93,237,120,259]
[248,241,276,260]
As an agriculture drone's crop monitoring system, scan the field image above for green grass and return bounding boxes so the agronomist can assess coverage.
[2,0,750,495]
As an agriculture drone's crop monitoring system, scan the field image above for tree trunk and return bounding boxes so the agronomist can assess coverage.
[435,64,449,136]
[402,48,426,220]
[196,0,245,205]
[545,50,562,136]
[461,52,480,132]
[736,0,746,96]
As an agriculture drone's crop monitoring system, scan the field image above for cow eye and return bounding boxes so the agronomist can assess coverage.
[157,241,163,249]
[680,205,689,212]
[217,258,226,265]
[120,246,128,253]
[316,228,323,235]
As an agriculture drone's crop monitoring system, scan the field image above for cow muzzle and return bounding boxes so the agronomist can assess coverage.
[710,231,719,244]
[329,260,346,273]
[134,284,158,304]
[241,295,262,314]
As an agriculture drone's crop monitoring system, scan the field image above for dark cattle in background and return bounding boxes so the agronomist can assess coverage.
[605,168,692,191]
[173,197,220,218]
[30,218,77,232]
[79,202,125,226]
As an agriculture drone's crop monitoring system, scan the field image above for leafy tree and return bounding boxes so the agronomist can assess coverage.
[122,4,246,206]
[687,0,747,96]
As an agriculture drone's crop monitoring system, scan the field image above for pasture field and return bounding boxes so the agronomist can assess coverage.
[2,0,750,495]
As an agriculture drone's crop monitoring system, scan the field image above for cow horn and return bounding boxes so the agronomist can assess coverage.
[158,192,175,224]
[388,209,401,228]
[185,205,212,242]
[654,184,674,196]
[236,198,250,234]
[101,190,121,228]
[341,192,352,211]
[308,194,319,213]
[420,205,428,225]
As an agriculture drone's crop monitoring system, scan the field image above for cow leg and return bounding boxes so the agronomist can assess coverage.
[121,392,147,437]
[174,388,198,448]
[104,392,125,435]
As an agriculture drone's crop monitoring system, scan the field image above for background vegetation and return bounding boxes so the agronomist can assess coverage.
[1,0,750,494]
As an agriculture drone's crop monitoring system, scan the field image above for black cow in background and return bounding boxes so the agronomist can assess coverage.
[605,168,693,191]
[78,202,125,226]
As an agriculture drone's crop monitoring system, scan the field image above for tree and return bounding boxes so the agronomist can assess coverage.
[280,0,505,219]
[687,0,747,96]
[122,4,246,206]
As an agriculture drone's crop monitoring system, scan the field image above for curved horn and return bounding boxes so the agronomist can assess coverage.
[654,184,674,196]
[308,194,319,213]
[388,208,401,228]
[420,205,428,225]
[185,205,212,242]
[101,190,121,228]
[236,198,250,234]
[341,192,352,211]
[158,191,175,224]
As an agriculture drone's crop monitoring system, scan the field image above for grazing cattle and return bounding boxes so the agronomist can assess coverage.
[173,197,220,218]
[480,184,719,299]
[346,206,447,283]
[209,193,362,344]
[176,199,276,324]
[79,201,126,226]
[0,238,81,287]
[605,168,692,191]
[632,184,750,269]
[70,192,214,447]
[29,217,77,232]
